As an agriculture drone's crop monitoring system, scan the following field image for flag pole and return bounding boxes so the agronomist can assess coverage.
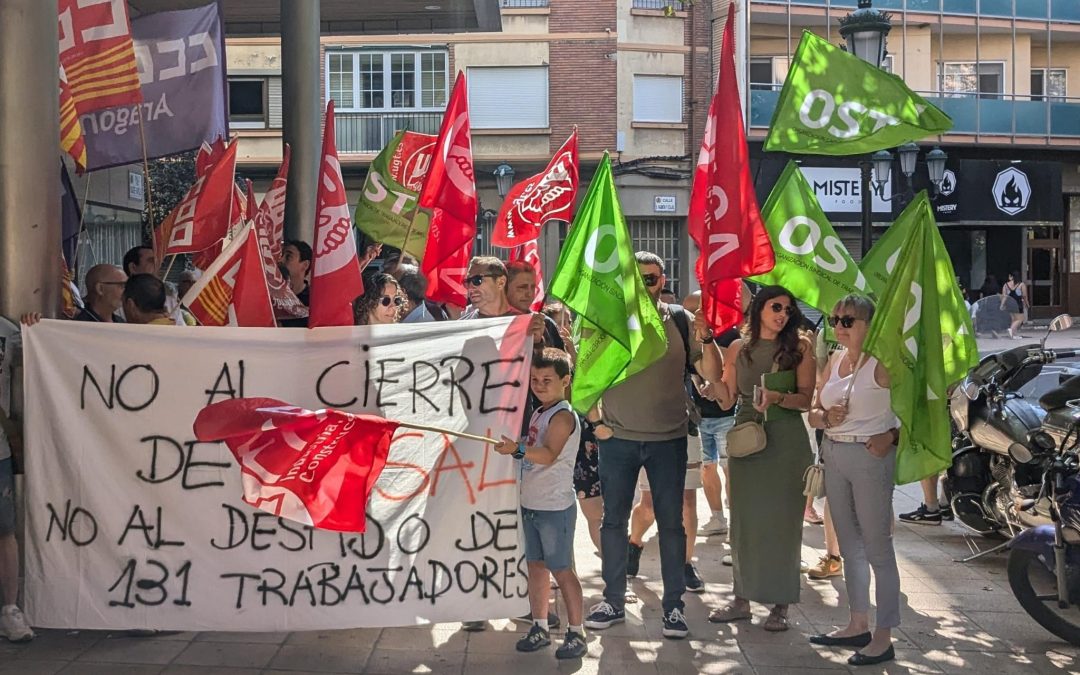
[399,207,425,260]
[136,108,159,273]
[72,172,91,283]
[162,253,178,281]
[395,420,498,445]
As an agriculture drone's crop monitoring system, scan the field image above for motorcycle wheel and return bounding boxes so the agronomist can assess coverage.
[1007,547,1080,646]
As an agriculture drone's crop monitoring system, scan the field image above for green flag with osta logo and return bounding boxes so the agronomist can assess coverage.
[353,130,435,260]
[859,215,909,296]
[548,153,667,414]
[863,192,979,484]
[764,31,952,155]
[749,162,869,314]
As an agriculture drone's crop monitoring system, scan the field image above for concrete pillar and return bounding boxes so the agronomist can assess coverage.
[0,0,61,321]
[281,0,321,245]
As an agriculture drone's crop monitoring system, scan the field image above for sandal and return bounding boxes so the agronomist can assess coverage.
[804,508,824,525]
[708,603,752,623]
[763,608,790,632]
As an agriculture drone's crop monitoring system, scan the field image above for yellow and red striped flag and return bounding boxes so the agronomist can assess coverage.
[181,223,275,327]
[59,66,87,172]
[58,0,143,115]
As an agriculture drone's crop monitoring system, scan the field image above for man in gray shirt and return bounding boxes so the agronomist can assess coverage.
[584,251,722,640]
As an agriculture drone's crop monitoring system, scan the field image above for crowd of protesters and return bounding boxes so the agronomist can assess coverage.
[1,242,928,668]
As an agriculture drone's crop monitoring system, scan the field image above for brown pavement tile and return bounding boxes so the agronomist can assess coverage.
[76,637,188,665]
[58,664,164,675]
[0,660,67,675]
[266,643,368,673]
[6,630,102,661]
[194,632,289,644]
[162,668,262,675]
[378,624,468,652]
[923,648,1080,673]
[752,668,848,675]
[284,628,381,650]
[962,610,1075,651]
[463,651,608,674]
[740,642,851,670]
[361,647,466,674]
[171,641,281,669]
[838,647,945,674]
[894,609,1003,653]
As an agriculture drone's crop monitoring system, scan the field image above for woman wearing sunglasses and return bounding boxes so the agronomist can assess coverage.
[353,273,405,326]
[707,285,815,633]
[807,294,899,667]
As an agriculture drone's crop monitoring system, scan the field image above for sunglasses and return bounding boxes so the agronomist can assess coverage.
[641,274,661,287]
[827,314,861,328]
[466,274,497,287]
[769,302,794,316]
[379,296,404,307]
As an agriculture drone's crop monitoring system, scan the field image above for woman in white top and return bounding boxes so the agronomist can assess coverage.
[807,294,900,667]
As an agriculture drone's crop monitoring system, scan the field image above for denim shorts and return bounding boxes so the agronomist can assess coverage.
[699,416,736,466]
[0,458,14,537]
[521,504,576,572]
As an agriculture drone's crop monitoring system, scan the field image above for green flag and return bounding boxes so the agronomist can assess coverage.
[764,31,952,155]
[864,192,979,484]
[353,130,435,260]
[859,213,909,296]
[549,153,667,414]
[749,162,869,314]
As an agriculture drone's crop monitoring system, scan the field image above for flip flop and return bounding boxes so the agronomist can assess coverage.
[708,604,752,623]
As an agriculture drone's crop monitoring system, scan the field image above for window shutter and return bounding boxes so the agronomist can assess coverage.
[468,66,549,129]
[633,75,683,123]
[268,77,283,129]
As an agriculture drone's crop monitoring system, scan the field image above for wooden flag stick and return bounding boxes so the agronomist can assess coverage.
[395,420,499,445]
[161,253,178,282]
[136,107,160,271]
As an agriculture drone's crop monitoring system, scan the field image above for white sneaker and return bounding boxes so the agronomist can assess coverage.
[699,514,729,536]
[1,605,34,642]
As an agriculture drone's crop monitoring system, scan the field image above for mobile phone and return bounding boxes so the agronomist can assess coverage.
[753,385,763,407]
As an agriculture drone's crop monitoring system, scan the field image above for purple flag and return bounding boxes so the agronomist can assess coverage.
[82,3,228,171]
[60,162,81,268]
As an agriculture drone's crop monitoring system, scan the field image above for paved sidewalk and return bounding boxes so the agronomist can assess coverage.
[3,481,1080,674]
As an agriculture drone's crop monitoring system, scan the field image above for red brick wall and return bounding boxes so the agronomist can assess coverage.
[685,2,713,156]
[549,0,618,154]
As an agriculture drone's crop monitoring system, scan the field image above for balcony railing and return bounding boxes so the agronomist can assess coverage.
[499,0,549,7]
[749,85,1080,138]
[752,0,1080,23]
[334,111,443,154]
[632,0,688,10]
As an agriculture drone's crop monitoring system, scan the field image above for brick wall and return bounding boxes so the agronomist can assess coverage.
[684,1,714,156]
[549,0,617,154]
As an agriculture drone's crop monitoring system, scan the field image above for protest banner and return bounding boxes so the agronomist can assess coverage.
[23,317,533,631]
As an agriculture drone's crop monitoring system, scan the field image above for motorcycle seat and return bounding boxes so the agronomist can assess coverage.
[1040,373,1080,411]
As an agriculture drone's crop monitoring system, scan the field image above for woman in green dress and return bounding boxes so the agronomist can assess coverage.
[706,285,816,632]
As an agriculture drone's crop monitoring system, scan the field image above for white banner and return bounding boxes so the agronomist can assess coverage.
[798,166,891,213]
[23,318,533,631]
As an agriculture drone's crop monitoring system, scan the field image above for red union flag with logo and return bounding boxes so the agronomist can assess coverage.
[309,100,364,327]
[688,5,774,332]
[58,0,142,114]
[157,140,238,260]
[181,222,274,327]
[193,398,399,533]
[492,130,579,248]
[419,73,477,307]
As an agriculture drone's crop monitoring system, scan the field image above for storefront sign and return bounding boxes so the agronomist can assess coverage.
[654,195,676,213]
[798,167,891,214]
[905,160,1062,223]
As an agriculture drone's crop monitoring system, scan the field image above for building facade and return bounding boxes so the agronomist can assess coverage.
[747,0,1080,318]
[228,0,712,296]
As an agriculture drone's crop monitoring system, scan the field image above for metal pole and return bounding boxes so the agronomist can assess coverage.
[281,0,321,245]
[0,0,60,321]
[861,161,874,257]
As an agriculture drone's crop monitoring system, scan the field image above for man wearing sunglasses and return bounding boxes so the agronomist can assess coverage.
[585,252,723,640]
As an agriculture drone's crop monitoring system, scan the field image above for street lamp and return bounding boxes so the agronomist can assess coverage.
[493,163,515,198]
[926,147,949,193]
[840,0,894,255]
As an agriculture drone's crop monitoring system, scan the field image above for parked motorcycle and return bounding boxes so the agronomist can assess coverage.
[1008,391,1080,646]
[946,315,1078,538]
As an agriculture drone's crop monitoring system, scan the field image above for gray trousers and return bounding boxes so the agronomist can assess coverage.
[822,438,901,629]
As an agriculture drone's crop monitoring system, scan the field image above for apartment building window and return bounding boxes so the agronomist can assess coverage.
[1032,68,1067,101]
[228,77,284,129]
[326,50,448,112]
[749,57,788,90]
[940,62,1005,99]
[468,66,549,129]
[633,75,683,123]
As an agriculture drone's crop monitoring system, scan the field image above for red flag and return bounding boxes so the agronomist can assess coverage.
[58,0,142,114]
[193,398,398,532]
[181,224,273,327]
[309,101,364,327]
[253,202,308,321]
[259,144,291,263]
[688,5,774,333]
[508,240,545,312]
[492,130,579,248]
[245,180,257,224]
[196,137,228,176]
[158,141,238,257]
[419,73,477,308]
